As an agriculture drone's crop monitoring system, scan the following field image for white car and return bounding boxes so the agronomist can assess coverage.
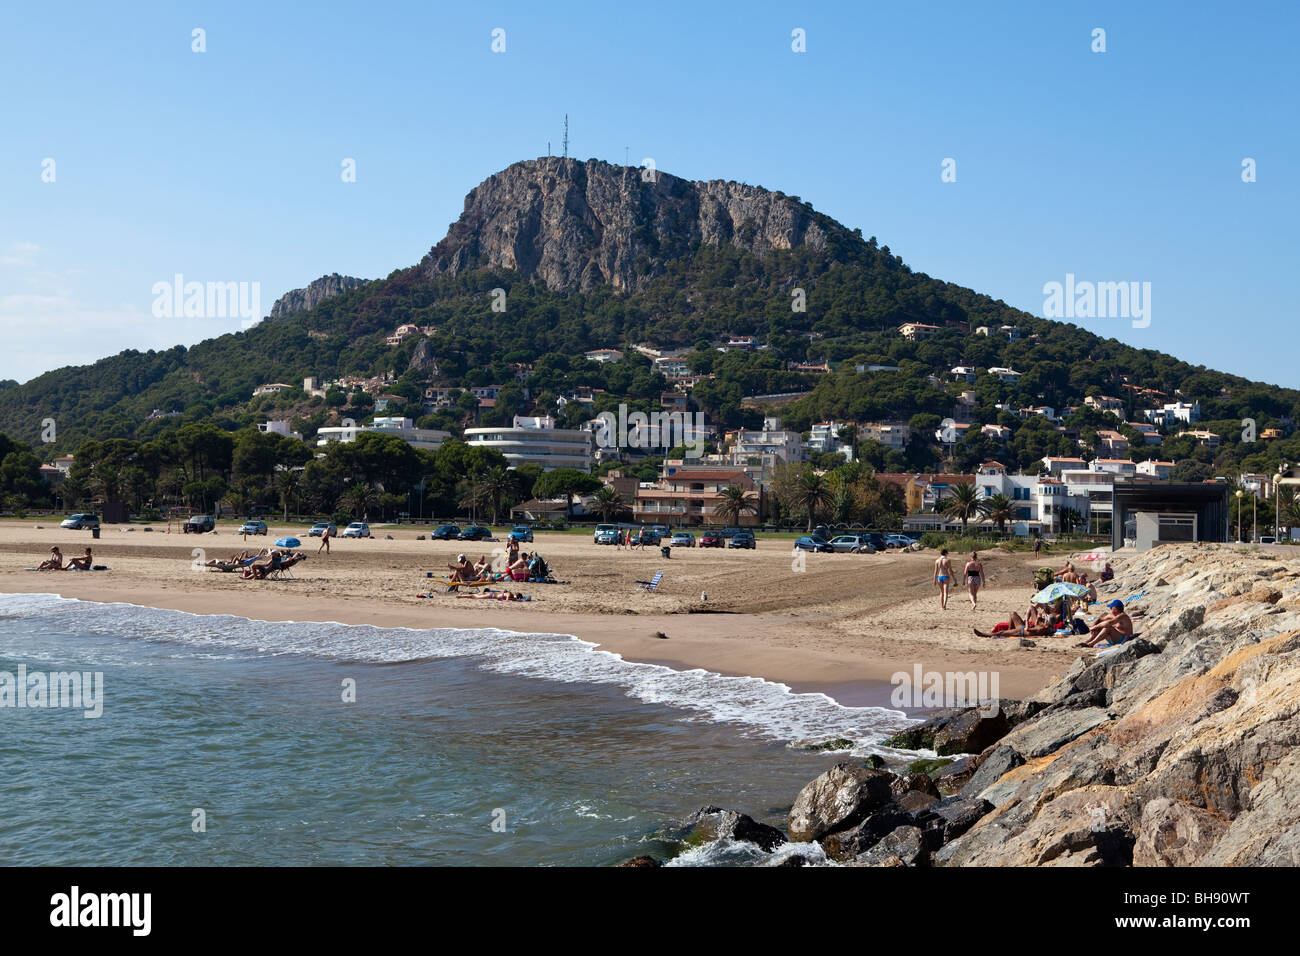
[341,522,371,539]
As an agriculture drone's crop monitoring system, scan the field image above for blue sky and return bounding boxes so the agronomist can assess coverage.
[2,1,1296,386]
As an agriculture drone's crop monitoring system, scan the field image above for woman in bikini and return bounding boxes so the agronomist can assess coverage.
[964,550,985,610]
[934,549,953,610]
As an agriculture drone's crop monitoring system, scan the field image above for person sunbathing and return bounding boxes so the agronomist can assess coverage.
[447,554,481,584]
[1057,562,1079,584]
[1099,562,1114,582]
[1079,600,1133,647]
[65,547,93,571]
[207,549,268,571]
[242,550,304,579]
[37,547,64,570]
[457,589,529,601]
[974,604,1060,638]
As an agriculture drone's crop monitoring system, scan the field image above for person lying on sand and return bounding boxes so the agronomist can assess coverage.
[456,589,530,602]
[37,547,63,571]
[205,549,269,571]
[65,547,93,571]
[974,603,1061,638]
[242,550,306,580]
[1078,600,1133,647]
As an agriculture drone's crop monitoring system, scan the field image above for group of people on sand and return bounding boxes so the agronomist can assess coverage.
[967,553,1128,646]
[37,546,94,571]
[445,546,549,586]
[933,549,986,610]
[204,547,306,579]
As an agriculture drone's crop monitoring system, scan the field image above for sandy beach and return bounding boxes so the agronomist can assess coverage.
[0,521,1097,700]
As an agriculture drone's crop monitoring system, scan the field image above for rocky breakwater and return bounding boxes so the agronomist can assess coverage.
[879,543,1300,866]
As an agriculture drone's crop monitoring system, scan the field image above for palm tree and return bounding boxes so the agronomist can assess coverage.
[340,483,378,520]
[789,468,833,532]
[593,484,625,522]
[714,485,756,526]
[979,493,1015,534]
[943,483,982,534]
[275,469,301,523]
[473,466,520,525]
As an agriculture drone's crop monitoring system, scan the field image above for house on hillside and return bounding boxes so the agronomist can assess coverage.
[899,322,940,341]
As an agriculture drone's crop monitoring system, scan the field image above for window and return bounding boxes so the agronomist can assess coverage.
[1157,514,1196,542]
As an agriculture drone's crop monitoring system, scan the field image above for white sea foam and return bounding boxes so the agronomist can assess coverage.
[0,592,916,753]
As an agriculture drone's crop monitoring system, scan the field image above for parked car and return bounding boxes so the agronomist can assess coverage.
[633,528,661,546]
[60,513,100,530]
[699,531,726,548]
[238,520,268,536]
[885,534,914,549]
[828,534,876,554]
[458,526,493,541]
[727,530,756,549]
[651,524,670,538]
[342,522,371,538]
[812,525,832,540]
[1260,536,1278,544]
[510,525,534,543]
[184,515,215,534]
[308,522,338,538]
[721,527,743,539]
[431,525,461,540]
[793,535,834,553]
[594,525,620,545]
[669,531,696,548]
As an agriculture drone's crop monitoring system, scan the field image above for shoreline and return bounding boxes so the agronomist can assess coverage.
[0,574,1066,703]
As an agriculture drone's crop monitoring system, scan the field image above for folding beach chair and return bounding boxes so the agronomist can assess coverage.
[636,571,664,592]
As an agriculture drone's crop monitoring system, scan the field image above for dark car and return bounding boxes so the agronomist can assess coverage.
[184,515,215,534]
[863,531,888,552]
[699,531,725,548]
[793,535,834,553]
[431,525,461,540]
[632,528,661,546]
[458,526,493,541]
[727,531,756,549]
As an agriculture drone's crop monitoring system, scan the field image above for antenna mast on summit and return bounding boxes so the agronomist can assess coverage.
[562,114,568,158]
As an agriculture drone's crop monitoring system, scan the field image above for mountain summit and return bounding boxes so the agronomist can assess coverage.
[421,157,849,293]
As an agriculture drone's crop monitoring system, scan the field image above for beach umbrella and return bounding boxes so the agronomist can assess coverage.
[1031,581,1091,604]
[274,537,301,548]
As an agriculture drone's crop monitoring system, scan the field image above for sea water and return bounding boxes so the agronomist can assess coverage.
[0,593,916,866]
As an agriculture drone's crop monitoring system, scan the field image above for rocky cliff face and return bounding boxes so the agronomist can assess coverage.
[269,273,367,319]
[422,158,848,292]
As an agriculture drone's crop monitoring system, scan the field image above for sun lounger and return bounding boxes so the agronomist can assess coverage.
[636,571,664,592]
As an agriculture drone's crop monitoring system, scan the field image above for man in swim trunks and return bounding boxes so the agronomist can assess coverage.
[447,553,478,584]
[934,549,953,610]
[1080,600,1133,647]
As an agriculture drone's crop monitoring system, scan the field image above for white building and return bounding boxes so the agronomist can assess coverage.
[951,366,978,384]
[807,421,854,461]
[252,383,293,397]
[730,417,804,467]
[1136,459,1176,480]
[1144,402,1201,427]
[987,367,1022,384]
[259,420,302,440]
[316,417,449,452]
[465,415,594,472]
[585,348,623,363]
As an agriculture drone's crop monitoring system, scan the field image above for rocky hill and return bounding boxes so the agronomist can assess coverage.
[268,273,368,319]
[422,157,847,292]
[638,544,1300,866]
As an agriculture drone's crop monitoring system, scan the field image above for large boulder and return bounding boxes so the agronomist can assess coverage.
[820,805,915,861]
[856,826,928,867]
[673,806,785,852]
[961,745,1025,800]
[998,706,1113,759]
[788,763,896,843]
[1132,798,1228,866]
[933,707,1012,756]
[914,795,993,847]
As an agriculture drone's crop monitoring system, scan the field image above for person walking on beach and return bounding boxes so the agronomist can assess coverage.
[318,523,332,555]
[934,549,954,610]
[963,550,985,610]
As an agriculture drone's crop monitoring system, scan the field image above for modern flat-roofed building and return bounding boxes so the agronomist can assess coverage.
[315,417,449,452]
[1112,479,1229,551]
[464,415,594,472]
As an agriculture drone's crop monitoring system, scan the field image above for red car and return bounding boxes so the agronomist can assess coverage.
[699,531,726,548]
